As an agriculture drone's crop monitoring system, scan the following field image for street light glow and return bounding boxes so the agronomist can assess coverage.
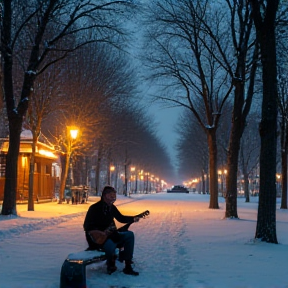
[70,129,79,140]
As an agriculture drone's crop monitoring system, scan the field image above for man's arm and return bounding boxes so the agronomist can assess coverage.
[112,205,135,224]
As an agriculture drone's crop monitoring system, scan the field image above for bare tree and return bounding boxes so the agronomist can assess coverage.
[223,0,258,218]
[249,0,279,243]
[238,113,261,202]
[25,66,63,210]
[277,68,288,209]
[144,0,234,208]
[0,0,134,215]
[276,10,288,210]
[176,110,208,184]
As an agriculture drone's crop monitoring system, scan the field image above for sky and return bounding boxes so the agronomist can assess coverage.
[126,5,183,171]
[0,192,287,288]
[147,104,182,168]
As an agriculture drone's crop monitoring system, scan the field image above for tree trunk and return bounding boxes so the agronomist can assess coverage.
[225,42,256,217]
[225,123,241,217]
[28,133,38,211]
[59,153,70,204]
[243,172,250,203]
[1,118,22,215]
[280,119,288,209]
[1,0,34,215]
[253,0,279,243]
[207,130,219,209]
[201,169,206,194]
[280,150,287,209]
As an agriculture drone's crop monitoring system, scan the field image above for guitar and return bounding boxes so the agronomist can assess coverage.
[89,210,150,244]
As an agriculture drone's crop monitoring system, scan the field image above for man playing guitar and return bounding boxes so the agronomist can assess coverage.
[83,185,149,276]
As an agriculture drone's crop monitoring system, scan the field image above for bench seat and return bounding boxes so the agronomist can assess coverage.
[60,250,106,288]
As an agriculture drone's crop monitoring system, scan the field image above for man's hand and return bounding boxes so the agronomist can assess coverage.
[134,216,140,222]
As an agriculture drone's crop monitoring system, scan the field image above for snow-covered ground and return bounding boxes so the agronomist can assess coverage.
[0,192,287,288]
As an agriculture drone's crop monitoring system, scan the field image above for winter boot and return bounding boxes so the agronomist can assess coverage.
[107,259,117,275]
[123,260,139,276]
[118,249,134,263]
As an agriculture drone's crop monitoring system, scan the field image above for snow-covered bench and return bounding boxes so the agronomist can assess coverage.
[60,250,106,288]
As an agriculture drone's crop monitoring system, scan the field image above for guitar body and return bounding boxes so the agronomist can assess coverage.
[88,230,107,245]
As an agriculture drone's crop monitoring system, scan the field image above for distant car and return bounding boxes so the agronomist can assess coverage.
[167,185,189,193]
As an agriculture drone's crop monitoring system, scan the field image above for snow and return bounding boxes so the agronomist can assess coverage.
[0,193,287,288]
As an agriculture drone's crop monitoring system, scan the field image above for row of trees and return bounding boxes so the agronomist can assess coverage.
[0,1,174,215]
[1,0,287,245]
[141,0,287,243]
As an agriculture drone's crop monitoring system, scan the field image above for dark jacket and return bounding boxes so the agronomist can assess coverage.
[83,199,134,232]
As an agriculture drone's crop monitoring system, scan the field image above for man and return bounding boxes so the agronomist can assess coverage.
[83,185,140,275]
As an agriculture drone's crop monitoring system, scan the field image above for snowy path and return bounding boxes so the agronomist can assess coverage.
[0,193,287,288]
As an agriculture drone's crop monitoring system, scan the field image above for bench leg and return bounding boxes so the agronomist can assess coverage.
[60,260,87,288]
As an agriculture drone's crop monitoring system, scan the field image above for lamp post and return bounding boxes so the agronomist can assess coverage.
[59,126,79,204]
[218,170,223,197]
[109,165,115,186]
[150,174,154,193]
[68,128,78,187]
[139,170,144,193]
[145,172,149,193]
[67,127,79,186]
[276,173,281,197]
[130,166,135,195]
[223,169,227,197]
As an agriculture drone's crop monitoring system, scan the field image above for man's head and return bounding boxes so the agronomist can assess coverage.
[101,185,117,206]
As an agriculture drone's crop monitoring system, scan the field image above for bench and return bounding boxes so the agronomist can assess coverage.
[60,250,106,288]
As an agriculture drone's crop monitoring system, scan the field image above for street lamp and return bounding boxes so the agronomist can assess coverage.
[145,172,149,193]
[70,129,79,140]
[223,169,227,197]
[67,127,79,187]
[276,173,281,197]
[139,170,144,193]
[130,166,135,195]
[110,165,115,186]
[218,170,223,196]
[58,126,79,204]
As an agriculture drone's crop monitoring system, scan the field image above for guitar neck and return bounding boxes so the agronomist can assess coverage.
[137,210,150,219]
[118,210,150,232]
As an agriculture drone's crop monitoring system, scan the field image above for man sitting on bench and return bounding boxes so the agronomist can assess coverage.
[83,185,140,276]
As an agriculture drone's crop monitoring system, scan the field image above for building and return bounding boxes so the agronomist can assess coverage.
[0,130,59,202]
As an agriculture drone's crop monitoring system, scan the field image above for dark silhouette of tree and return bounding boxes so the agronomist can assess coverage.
[249,0,279,243]
[224,0,258,219]
[277,68,288,209]
[238,113,261,202]
[276,9,288,210]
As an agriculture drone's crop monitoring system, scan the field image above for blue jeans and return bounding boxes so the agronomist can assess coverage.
[103,231,135,262]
